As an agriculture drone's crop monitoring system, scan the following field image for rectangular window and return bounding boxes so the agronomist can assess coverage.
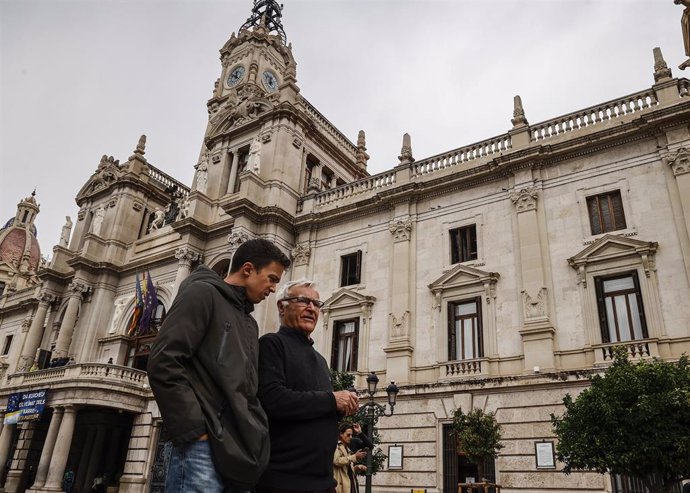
[595,272,648,343]
[587,191,627,235]
[2,335,13,356]
[448,298,483,361]
[331,319,359,372]
[340,251,362,286]
[450,225,478,264]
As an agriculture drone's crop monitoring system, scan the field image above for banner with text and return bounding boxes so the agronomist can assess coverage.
[4,390,48,424]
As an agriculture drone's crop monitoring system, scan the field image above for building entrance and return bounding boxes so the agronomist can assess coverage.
[442,424,496,492]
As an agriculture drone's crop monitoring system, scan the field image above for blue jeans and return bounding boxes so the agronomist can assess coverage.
[164,440,252,493]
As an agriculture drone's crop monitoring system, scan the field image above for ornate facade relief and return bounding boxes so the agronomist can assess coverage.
[195,154,209,194]
[291,242,311,266]
[67,280,90,299]
[388,217,413,242]
[389,310,410,339]
[509,186,539,213]
[59,217,72,247]
[665,147,690,176]
[247,136,262,173]
[228,229,250,253]
[522,287,548,321]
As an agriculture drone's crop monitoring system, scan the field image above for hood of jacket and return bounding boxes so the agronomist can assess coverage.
[180,265,254,315]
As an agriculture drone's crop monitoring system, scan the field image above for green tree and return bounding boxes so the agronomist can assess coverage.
[451,408,504,482]
[551,350,690,493]
[330,369,387,475]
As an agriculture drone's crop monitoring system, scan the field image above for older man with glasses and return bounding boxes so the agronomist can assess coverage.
[257,280,359,493]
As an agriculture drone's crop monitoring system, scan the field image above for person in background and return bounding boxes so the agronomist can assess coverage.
[333,423,367,493]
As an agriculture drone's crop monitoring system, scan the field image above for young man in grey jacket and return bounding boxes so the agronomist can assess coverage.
[148,239,290,493]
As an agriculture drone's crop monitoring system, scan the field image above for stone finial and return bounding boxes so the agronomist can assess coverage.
[398,133,414,165]
[134,134,147,155]
[356,130,370,169]
[511,95,528,127]
[653,47,673,82]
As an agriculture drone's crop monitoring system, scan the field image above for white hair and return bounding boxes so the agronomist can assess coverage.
[276,279,318,305]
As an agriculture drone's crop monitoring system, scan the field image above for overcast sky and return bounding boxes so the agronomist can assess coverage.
[0,0,685,255]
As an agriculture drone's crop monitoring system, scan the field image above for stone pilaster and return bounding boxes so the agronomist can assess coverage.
[667,148,690,235]
[384,215,414,385]
[509,183,556,372]
[53,281,89,360]
[118,413,154,493]
[290,242,311,278]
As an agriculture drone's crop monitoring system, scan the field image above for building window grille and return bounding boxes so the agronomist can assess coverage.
[331,319,359,372]
[450,225,478,264]
[611,474,681,493]
[595,272,648,343]
[340,251,362,287]
[587,191,627,235]
[448,298,483,360]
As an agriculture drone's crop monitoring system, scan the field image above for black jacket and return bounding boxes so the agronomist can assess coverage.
[148,266,269,489]
[257,326,338,490]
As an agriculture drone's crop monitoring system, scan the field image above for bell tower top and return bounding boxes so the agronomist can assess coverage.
[239,0,287,44]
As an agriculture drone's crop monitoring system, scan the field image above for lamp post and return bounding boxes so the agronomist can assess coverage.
[354,372,399,493]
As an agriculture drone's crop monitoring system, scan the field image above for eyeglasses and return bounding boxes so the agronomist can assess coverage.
[281,296,325,309]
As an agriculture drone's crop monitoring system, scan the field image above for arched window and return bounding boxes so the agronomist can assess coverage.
[212,259,231,279]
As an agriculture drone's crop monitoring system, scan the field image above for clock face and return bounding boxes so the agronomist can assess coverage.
[261,71,279,92]
[227,66,245,87]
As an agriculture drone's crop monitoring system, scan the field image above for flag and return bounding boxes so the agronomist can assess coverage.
[127,272,144,336]
[137,270,159,336]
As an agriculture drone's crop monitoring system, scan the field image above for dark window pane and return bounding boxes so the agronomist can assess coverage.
[587,191,626,234]
[450,225,478,263]
[448,298,483,361]
[595,272,647,343]
[331,319,359,371]
[340,251,362,286]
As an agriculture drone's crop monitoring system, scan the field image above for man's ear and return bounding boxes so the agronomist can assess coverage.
[241,262,254,277]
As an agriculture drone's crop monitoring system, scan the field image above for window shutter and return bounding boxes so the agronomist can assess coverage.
[351,319,360,372]
[587,197,602,235]
[475,297,484,357]
[355,250,362,284]
[331,322,340,370]
[450,229,460,264]
[610,192,627,230]
[448,304,457,360]
[594,277,610,343]
[631,271,648,338]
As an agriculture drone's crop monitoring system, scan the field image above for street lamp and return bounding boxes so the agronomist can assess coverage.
[355,372,399,493]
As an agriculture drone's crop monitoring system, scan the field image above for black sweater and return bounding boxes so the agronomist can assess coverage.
[257,326,338,490]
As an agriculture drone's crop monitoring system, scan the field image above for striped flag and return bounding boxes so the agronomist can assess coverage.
[137,271,159,336]
[127,272,144,336]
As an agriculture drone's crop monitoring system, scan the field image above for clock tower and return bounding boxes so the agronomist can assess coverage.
[188,0,368,258]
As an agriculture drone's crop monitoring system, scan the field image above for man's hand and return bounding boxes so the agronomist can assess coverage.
[334,390,359,415]
[354,464,367,473]
[354,449,367,461]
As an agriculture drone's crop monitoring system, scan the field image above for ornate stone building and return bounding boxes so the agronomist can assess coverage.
[0,2,689,492]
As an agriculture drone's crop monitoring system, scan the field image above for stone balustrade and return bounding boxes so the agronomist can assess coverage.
[314,168,397,207]
[530,88,658,142]
[599,339,652,361]
[7,362,148,389]
[410,134,512,177]
[147,165,190,197]
[441,358,485,378]
[300,97,359,155]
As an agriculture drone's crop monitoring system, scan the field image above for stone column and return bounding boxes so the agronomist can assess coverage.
[227,151,240,194]
[384,216,414,385]
[509,182,556,372]
[42,405,77,490]
[30,408,64,489]
[665,147,690,288]
[171,247,202,301]
[18,293,55,371]
[53,281,89,359]
[0,423,16,484]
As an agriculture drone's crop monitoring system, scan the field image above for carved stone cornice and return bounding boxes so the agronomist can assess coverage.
[388,217,413,242]
[291,242,311,266]
[174,247,202,268]
[36,292,56,306]
[665,147,690,176]
[509,186,538,213]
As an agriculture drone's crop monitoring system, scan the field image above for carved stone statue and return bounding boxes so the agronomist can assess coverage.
[149,208,166,231]
[59,216,73,247]
[178,196,190,220]
[247,136,262,173]
[195,158,209,194]
[676,0,690,69]
[91,206,105,236]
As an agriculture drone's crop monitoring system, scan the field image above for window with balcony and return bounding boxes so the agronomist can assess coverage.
[450,225,478,264]
[340,251,362,287]
[595,272,648,344]
[587,191,627,235]
[331,319,359,372]
[448,298,483,361]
